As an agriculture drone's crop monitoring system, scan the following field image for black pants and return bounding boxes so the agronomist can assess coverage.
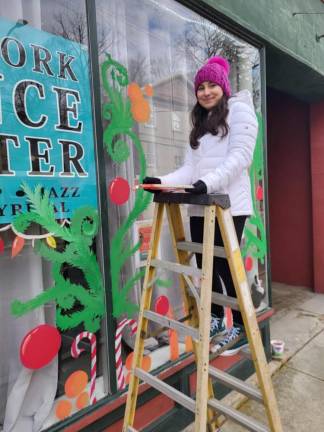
[190,215,247,325]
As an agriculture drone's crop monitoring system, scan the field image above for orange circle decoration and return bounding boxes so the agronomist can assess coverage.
[131,100,150,123]
[76,392,90,409]
[125,352,151,372]
[55,399,72,420]
[142,355,152,371]
[64,370,88,398]
[125,352,134,370]
[127,82,142,101]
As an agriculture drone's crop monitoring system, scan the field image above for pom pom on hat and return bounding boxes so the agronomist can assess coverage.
[194,55,231,97]
[207,56,230,75]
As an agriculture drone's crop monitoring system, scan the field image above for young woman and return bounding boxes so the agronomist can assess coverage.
[143,56,258,354]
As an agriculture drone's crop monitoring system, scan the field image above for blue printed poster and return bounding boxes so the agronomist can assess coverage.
[0,18,98,223]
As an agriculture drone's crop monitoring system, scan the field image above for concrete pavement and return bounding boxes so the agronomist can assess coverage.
[183,282,324,432]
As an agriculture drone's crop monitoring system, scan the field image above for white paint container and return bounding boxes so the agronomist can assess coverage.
[271,339,285,358]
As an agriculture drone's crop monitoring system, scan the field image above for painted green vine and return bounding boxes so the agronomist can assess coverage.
[11,184,105,332]
[101,53,152,318]
[242,113,267,263]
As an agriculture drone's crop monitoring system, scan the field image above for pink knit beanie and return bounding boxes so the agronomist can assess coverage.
[194,56,231,97]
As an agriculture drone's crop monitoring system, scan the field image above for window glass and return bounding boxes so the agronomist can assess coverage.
[96,0,267,382]
[0,1,109,430]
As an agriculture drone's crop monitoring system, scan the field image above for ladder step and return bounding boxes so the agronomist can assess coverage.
[153,191,230,208]
[208,398,270,432]
[177,241,226,258]
[186,285,240,310]
[150,258,201,277]
[208,366,263,402]
[211,292,240,310]
[143,310,199,340]
[134,368,196,413]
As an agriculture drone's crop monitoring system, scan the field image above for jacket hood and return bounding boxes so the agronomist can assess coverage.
[229,89,254,109]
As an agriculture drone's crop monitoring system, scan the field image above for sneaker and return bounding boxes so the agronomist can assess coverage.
[210,314,227,339]
[251,275,266,309]
[210,326,248,355]
[221,337,249,357]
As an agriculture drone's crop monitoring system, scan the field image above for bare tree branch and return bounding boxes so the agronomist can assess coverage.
[49,8,111,55]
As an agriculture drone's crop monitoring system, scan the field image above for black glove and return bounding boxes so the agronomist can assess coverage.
[142,177,161,185]
[142,176,161,193]
[185,180,207,195]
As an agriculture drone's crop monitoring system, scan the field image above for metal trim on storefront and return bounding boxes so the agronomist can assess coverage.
[259,46,273,309]
[85,0,117,396]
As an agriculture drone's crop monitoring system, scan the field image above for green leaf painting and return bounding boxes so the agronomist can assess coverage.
[11,184,105,332]
[242,113,267,263]
[101,54,151,318]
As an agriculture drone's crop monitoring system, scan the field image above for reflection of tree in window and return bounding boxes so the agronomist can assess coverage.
[173,18,261,108]
[179,19,239,67]
[48,7,111,54]
[128,55,150,86]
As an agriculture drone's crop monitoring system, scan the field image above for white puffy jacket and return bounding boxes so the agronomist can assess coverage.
[159,90,258,216]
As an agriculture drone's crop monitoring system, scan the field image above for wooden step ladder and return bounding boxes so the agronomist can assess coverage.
[122,192,282,432]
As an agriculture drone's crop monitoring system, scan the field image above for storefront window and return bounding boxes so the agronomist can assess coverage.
[0,1,110,430]
[0,0,268,429]
[96,0,267,387]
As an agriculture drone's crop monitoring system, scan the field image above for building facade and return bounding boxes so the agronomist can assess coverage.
[0,1,323,431]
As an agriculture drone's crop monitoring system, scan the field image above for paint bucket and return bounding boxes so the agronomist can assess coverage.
[271,339,285,358]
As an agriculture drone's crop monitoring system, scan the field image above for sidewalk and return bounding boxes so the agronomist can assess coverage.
[183,282,324,432]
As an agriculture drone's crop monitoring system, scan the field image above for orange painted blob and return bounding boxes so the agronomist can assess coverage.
[131,100,150,123]
[128,82,142,100]
[11,236,25,258]
[64,370,88,398]
[76,391,90,409]
[185,335,193,353]
[125,352,134,370]
[169,329,179,361]
[55,399,72,420]
[125,352,151,371]
[141,355,152,371]
[144,84,154,97]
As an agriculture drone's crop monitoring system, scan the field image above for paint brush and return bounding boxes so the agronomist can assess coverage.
[133,184,194,191]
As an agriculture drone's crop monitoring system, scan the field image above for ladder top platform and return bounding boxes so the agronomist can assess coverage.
[153,192,231,208]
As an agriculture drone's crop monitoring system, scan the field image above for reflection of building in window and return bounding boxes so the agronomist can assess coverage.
[172,112,181,131]
[144,105,156,128]
[137,74,194,179]
[174,154,183,168]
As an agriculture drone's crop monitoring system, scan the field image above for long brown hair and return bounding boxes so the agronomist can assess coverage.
[189,95,229,149]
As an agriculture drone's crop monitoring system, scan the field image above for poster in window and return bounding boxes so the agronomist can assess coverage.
[0,17,97,223]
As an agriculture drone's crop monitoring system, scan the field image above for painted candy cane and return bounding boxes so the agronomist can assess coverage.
[71,332,97,404]
[115,318,137,390]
